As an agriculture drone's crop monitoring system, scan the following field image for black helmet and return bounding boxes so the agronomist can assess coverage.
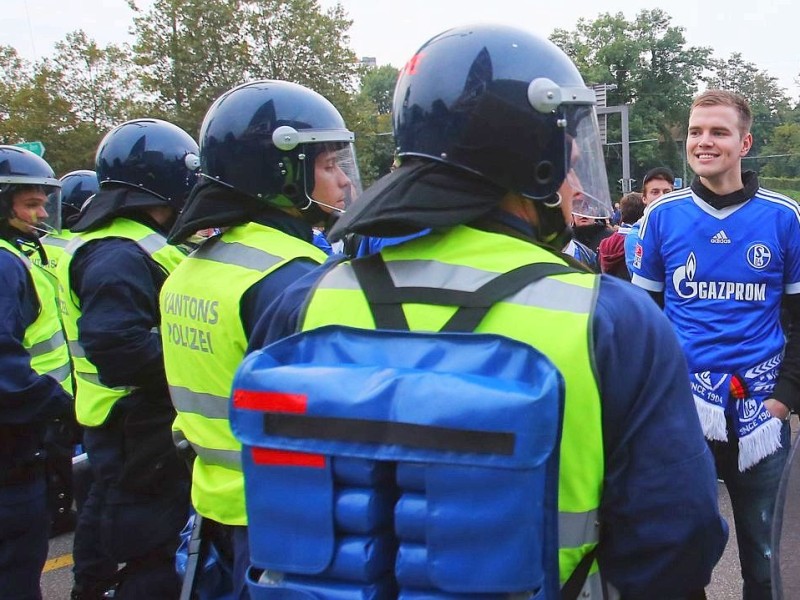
[199,80,360,214]
[59,169,99,221]
[0,145,62,232]
[393,23,611,214]
[95,118,200,211]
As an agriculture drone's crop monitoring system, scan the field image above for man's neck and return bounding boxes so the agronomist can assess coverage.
[698,167,744,196]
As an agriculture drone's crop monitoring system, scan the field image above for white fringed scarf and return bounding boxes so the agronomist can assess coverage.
[690,352,784,471]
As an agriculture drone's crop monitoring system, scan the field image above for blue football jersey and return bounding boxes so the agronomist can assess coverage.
[632,187,800,372]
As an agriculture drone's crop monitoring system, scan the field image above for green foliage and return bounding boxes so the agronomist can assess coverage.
[749,122,800,178]
[359,65,398,115]
[350,65,398,185]
[5,6,800,185]
[129,0,253,134]
[52,31,146,129]
[129,0,361,135]
[551,9,714,194]
[706,52,792,158]
[0,34,150,175]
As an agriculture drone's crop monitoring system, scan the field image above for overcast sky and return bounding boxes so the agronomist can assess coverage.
[6,0,799,98]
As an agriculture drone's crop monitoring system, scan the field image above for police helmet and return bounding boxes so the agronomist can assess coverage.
[393,23,611,216]
[199,80,361,216]
[59,169,99,220]
[95,118,200,211]
[0,145,62,233]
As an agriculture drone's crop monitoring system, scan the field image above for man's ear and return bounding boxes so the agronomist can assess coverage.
[741,132,753,157]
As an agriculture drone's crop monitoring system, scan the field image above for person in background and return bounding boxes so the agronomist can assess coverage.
[598,191,644,279]
[161,79,361,599]
[0,145,73,600]
[246,23,727,599]
[611,201,621,226]
[632,89,800,599]
[571,211,614,257]
[60,119,199,600]
[624,167,674,273]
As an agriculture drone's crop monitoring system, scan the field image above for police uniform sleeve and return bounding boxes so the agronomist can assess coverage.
[70,239,168,390]
[0,251,71,423]
[630,211,665,293]
[592,275,728,597]
[241,257,326,339]
[246,255,347,353]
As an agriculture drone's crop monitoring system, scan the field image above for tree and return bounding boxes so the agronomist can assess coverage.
[0,49,82,175]
[706,53,792,173]
[51,31,145,130]
[359,64,398,115]
[0,46,33,142]
[551,9,714,193]
[349,65,398,185]
[245,0,360,103]
[758,123,800,178]
[128,0,250,133]
[128,0,360,136]
[4,63,77,174]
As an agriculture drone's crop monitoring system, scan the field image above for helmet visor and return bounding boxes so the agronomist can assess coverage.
[303,142,362,214]
[42,187,62,234]
[565,106,612,219]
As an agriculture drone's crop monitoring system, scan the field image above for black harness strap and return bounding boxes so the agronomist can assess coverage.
[350,252,578,332]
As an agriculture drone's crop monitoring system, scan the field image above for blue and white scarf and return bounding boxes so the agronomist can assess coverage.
[690,351,784,471]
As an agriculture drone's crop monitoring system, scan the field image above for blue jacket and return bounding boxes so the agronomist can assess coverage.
[246,218,728,598]
[0,245,71,469]
[69,234,173,402]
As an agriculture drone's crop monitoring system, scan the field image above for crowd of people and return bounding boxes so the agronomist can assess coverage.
[0,21,795,600]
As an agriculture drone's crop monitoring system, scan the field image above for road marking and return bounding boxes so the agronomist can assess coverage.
[43,553,73,572]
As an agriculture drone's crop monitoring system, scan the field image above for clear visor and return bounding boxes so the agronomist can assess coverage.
[564,107,613,219]
[302,143,362,215]
[39,187,62,234]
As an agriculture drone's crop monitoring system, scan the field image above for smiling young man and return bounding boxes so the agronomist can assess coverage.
[632,89,800,599]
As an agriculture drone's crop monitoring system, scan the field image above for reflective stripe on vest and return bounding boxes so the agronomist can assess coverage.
[56,218,186,426]
[28,329,66,357]
[302,225,604,588]
[0,240,73,395]
[161,222,326,525]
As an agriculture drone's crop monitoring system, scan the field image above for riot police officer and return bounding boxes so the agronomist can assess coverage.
[58,119,199,599]
[36,170,99,537]
[0,145,73,599]
[161,79,360,597]
[245,24,728,599]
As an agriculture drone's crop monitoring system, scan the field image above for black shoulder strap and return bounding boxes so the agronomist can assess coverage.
[349,252,579,332]
[560,546,597,600]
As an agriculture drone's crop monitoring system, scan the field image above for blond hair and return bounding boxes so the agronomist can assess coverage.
[691,89,752,136]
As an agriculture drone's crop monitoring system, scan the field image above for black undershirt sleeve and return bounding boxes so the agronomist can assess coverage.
[774,293,800,412]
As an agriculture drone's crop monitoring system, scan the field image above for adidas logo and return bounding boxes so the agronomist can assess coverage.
[710,230,731,244]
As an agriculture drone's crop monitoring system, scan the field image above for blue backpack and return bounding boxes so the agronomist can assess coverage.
[230,255,593,599]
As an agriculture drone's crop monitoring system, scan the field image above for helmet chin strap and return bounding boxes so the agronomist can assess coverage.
[534,193,573,250]
[298,192,345,215]
[297,194,345,227]
[10,208,56,237]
